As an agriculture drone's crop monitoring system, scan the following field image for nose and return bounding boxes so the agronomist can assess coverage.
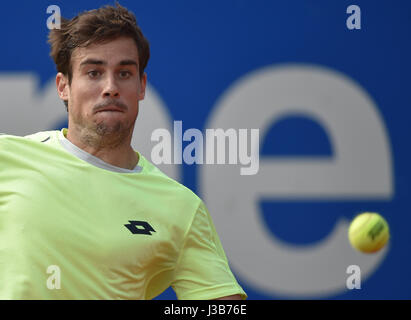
[102,74,120,98]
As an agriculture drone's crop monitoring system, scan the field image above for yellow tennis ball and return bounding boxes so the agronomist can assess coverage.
[348,212,390,253]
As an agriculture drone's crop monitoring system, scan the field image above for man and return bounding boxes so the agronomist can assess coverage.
[0,3,246,300]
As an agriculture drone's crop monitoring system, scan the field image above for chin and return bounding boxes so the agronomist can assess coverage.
[95,120,131,137]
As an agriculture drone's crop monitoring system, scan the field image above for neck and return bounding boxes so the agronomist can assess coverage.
[65,127,139,170]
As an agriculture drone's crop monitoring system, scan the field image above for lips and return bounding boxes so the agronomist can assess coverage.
[94,100,128,114]
[95,105,125,113]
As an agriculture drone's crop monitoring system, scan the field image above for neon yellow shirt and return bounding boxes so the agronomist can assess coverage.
[0,129,246,300]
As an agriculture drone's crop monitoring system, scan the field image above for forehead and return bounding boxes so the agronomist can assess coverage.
[71,37,139,67]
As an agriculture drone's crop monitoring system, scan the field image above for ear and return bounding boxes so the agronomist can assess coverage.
[56,72,69,103]
[138,72,147,101]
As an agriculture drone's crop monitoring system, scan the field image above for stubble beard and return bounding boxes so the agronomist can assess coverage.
[74,115,135,150]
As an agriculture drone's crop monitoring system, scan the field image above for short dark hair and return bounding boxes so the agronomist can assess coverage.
[48,2,150,110]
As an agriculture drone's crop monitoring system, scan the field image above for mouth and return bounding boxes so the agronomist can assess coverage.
[95,105,125,113]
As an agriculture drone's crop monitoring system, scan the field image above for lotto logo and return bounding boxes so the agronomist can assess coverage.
[124,221,156,235]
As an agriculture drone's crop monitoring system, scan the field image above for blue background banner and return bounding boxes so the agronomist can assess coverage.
[0,0,410,299]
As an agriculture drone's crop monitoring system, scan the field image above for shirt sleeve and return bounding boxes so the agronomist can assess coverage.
[171,201,247,300]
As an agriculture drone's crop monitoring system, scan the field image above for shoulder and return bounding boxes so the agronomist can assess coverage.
[0,132,17,140]
[0,132,24,145]
[137,153,203,210]
[138,153,192,191]
[24,130,58,143]
[0,130,60,153]
[0,130,57,142]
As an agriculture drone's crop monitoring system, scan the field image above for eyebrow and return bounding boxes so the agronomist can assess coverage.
[119,59,138,67]
[80,59,105,67]
[79,59,138,67]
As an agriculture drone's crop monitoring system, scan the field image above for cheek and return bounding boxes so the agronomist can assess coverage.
[123,85,141,108]
[70,82,100,111]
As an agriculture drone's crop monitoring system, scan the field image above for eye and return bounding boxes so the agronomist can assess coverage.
[119,70,132,79]
[87,70,101,78]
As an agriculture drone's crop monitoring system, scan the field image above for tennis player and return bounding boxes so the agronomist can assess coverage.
[0,3,246,300]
